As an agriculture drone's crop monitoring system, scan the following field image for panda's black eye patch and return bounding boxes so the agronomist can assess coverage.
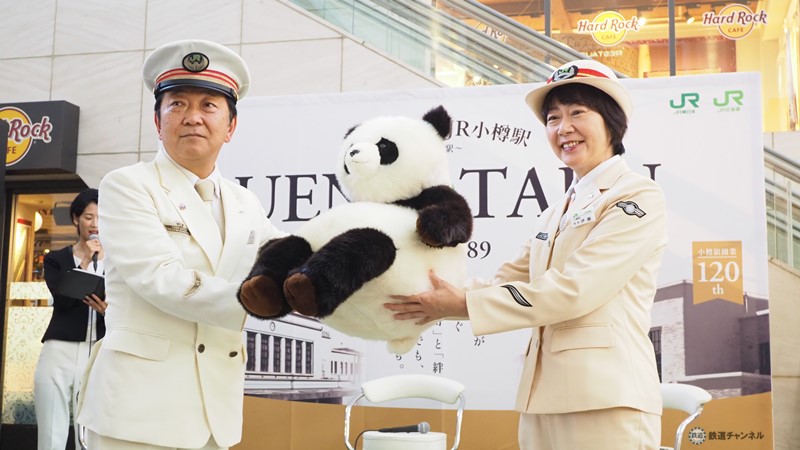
[377,138,399,165]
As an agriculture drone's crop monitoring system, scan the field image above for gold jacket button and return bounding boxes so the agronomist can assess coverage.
[229,351,238,357]
[198,344,205,353]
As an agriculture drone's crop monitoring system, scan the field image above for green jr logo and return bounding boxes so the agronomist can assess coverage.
[670,93,700,109]
[713,90,744,107]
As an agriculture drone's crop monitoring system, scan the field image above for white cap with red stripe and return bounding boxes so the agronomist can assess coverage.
[524,59,632,124]
[143,39,250,102]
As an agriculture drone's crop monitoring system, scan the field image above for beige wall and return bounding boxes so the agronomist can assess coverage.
[0,0,440,188]
[765,131,800,450]
[767,258,800,450]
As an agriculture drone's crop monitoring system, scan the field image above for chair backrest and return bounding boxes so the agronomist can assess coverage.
[661,383,712,450]
[345,374,466,450]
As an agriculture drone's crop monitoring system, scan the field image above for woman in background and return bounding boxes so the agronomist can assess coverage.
[35,188,107,450]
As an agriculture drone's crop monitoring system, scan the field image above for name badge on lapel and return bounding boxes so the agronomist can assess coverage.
[165,223,191,236]
[571,207,596,228]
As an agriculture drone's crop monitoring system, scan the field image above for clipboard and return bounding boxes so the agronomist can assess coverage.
[56,269,105,300]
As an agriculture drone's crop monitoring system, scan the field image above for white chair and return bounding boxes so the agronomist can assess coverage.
[660,383,712,450]
[344,374,466,450]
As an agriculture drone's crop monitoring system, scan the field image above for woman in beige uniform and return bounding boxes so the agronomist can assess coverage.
[386,59,668,450]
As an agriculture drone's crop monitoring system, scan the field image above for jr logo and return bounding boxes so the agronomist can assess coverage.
[670,93,700,109]
[713,90,744,107]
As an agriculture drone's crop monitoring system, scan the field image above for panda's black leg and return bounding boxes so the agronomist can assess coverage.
[238,236,313,319]
[284,228,396,318]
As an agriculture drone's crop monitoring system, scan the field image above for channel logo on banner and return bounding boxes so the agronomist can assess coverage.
[692,240,744,304]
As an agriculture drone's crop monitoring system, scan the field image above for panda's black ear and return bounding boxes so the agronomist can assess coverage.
[344,124,359,139]
[422,105,451,140]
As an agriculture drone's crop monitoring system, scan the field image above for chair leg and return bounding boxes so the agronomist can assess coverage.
[674,408,703,450]
[79,425,88,450]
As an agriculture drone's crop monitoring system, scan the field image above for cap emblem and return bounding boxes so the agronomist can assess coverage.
[551,65,578,82]
[182,52,209,72]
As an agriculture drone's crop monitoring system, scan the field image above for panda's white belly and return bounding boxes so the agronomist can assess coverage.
[294,202,467,354]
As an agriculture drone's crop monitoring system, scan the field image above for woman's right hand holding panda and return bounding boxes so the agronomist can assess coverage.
[385,270,469,325]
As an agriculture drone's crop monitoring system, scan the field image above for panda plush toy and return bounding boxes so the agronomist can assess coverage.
[237,105,473,354]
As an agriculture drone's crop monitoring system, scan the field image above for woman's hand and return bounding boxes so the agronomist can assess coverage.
[384,270,468,325]
[85,238,102,264]
[83,293,107,316]
[78,238,103,270]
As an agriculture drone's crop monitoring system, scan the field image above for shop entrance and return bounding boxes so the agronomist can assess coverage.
[1,183,86,450]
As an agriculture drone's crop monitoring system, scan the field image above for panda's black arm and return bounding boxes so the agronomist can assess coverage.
[395,185,474,248]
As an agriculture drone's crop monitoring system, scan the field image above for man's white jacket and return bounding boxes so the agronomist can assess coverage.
[77,151,284,448]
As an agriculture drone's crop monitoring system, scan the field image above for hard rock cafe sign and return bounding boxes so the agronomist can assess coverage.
[700,3,768,40]
[1,106,53,166]
[576,11,641,47]
[576,4,767,46]
[0,101,79,172]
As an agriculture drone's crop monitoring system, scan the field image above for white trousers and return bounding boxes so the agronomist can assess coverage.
[34,339,93,450]
[85,430,227,450]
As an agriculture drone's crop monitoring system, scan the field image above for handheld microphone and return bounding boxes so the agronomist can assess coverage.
[377,421,430,434]
[89,233,99,271]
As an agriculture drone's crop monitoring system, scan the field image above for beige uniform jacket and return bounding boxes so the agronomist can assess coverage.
[76,151,284,448]
[466,158,667,416]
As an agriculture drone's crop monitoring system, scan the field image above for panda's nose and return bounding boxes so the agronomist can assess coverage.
[349,149,360,157]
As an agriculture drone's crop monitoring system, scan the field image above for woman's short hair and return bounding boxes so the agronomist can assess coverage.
[541,83,629,155]
[70,188,99,224]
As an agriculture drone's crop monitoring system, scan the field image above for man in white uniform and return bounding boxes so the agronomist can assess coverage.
[77,39,285,450]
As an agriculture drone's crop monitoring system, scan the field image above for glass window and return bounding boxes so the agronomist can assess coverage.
[285,338,293,373]
[245,332,256,372]
[649,327,662,381]
[305,342,313,374]
[295,340,302,373]
[2,192,80,427]
[260,333,270,372]
[759,342,771,375]
[273,336,282,373]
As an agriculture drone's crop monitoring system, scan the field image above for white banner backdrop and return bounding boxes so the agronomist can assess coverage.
[222,72,767,410]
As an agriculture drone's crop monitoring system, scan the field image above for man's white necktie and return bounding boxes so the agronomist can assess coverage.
[195,179,223,236]
[195,179,215,206]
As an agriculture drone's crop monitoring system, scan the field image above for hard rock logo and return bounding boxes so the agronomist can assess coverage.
[701,4,767,40]
[1,106,53,167]
[576,11,641,47]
